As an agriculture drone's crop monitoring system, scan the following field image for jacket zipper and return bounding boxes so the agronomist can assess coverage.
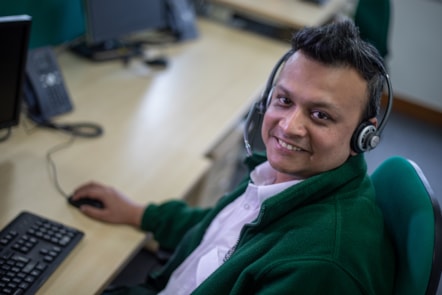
[223,205,266,262]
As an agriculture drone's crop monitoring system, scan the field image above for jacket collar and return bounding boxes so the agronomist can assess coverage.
[192,153,368,254]
[240,153,368,226]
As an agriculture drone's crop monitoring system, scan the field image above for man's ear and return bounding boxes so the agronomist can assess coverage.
[350,117,379,156]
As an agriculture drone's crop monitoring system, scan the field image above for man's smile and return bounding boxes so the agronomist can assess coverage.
[277,138,306,152]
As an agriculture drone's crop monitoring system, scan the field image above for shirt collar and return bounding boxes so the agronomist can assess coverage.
[249,161,302,204]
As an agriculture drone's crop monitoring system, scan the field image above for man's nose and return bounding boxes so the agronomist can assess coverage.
[279,108,308,137]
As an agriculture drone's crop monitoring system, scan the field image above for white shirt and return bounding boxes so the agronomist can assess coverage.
[159,161,301,295]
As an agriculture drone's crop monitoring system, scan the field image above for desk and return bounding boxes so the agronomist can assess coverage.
[0,19,288,294]
[209,0,347,29]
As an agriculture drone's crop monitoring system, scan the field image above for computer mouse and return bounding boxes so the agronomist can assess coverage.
[68,195,105,209]
[145,57,168,68]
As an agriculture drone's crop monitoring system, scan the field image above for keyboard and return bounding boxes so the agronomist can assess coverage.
[0,211,84,294]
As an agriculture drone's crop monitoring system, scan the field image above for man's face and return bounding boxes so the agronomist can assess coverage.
[261,51,372,183]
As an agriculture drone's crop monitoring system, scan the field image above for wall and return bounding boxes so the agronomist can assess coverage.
[388,0,442,112]
[0,1,85,48]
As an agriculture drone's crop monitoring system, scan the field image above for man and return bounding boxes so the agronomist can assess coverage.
[72,19,396,294]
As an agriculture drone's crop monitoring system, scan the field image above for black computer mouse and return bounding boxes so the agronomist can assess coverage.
[145,57,168,68]
[68,195,105,209]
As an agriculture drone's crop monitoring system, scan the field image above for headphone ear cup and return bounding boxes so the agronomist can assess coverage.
[351,121,378,153]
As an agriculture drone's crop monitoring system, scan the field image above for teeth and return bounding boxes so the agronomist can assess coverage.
[278,139,302,151]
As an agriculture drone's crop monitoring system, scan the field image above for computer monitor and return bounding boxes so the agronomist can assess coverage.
[84,0,168,45]
[0,15,31,137]
[71,0,169,61]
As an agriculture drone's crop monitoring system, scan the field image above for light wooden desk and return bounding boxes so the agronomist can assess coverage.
[209,0,347,29]
[0,19,288,294]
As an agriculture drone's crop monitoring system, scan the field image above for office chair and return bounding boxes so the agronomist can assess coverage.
[354,0,391,58]
[371,156,442,295]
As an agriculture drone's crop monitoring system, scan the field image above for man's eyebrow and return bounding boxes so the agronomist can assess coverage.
[274,84,290,95]
[308,101,340,111]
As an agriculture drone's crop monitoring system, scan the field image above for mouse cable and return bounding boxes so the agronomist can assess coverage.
[21,115,101,199]
[46,135,76,200]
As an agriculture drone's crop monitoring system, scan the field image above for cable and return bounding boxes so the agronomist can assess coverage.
[46,135,76,199]
[53,122,104,138]
[22,113,103,197]
[28,115,104,138]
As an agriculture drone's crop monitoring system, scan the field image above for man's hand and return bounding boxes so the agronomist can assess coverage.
[71,181,145,227]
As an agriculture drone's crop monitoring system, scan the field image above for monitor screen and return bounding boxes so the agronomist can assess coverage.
[0,15,31,130]
[83,0,168,45]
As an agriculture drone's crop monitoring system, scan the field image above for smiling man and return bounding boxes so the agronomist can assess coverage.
[72,19,396,295]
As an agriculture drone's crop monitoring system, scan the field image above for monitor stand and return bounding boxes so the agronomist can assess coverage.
[70,39,168,68]
[70,40,131,61]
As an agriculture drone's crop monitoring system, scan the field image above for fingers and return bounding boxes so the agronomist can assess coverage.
[71,182,110,219]
[79,205,110,222]
[71,181,142,226]
[72,181,105,200]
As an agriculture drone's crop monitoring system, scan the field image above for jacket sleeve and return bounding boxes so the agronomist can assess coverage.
[140,200,212,250]
[254,260,366,295]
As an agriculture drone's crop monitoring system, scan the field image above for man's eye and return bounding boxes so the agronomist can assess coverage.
[277,97,292,106]
[312,111,331,121]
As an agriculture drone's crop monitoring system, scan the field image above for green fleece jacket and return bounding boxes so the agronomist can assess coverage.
[134,154,395,294]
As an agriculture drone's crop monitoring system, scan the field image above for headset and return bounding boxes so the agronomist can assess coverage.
[243,50,393,156]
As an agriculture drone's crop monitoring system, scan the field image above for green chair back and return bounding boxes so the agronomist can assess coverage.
[354,0,390,58]
[371,156,442,295]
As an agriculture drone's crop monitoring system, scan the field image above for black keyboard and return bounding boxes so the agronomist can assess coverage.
[0,211,84,295]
